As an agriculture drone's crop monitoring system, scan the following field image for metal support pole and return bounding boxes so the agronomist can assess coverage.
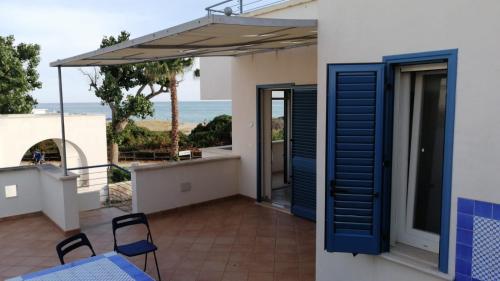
[239,0,243,14]
[57,66,68,176]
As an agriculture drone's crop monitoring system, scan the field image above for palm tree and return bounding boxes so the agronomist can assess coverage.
[164,58,194,160]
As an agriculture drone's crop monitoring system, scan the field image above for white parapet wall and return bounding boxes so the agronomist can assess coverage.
[0,165,80,232]
[0,114,107,212]
[131,155,241,214]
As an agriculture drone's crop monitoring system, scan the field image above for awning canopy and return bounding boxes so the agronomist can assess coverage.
[50,15,317,67]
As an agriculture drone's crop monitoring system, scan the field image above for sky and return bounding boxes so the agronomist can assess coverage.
[0,0,218,103]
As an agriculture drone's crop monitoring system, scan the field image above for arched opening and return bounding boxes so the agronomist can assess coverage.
[19,138,91,191]
[21,139,61,166]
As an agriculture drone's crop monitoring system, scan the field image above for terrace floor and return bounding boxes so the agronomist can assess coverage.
[0,196,315,281]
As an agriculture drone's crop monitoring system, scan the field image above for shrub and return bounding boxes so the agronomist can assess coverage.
[188,114,232,148]
[110,167,131,183]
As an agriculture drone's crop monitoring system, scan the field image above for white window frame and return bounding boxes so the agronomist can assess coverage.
[390,64,448,254]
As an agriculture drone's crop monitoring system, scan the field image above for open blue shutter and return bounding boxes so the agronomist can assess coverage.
[291,86,317,221]
[326,64,385,254]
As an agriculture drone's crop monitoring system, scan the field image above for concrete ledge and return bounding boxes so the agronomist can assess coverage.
[130,155,241,172]
[37,164,79,181]
[0,165,38,173]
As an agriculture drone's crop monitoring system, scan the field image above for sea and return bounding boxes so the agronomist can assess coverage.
[36,101,284,124]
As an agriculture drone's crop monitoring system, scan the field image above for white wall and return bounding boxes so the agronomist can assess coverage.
[0,114,108,209]
[39,165,80,231]
[0,114,106,169]
[232,46,317,198]
[200,57,233,100]
[131,156,240,214]
[199,0,318,101]
[0,166,42,218]
[0,165,80,232]
[199,0,318,198]
[315,0,500,280]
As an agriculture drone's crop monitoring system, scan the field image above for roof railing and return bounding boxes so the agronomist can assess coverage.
[206,0,289,16]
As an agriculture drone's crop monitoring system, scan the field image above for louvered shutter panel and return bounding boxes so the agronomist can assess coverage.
[291,86,317,221]
[326,64,385,254]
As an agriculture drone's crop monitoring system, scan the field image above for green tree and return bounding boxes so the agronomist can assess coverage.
[0,35,42,113]
[189,115,232,148]
[83,31,171,164]
[84,31,193,163]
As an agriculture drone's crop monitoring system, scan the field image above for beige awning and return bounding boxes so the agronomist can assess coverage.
[50,15,317,67]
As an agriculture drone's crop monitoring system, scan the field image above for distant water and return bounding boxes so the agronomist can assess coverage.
[37,101,284,124]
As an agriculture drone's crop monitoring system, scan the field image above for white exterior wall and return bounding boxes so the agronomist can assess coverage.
[0,167,42,218]
[131,156,240,214]
[0,165,79,232]
[0,114,107,210]
[39,165,80,231]
[200,0,318,102]
[231,46,317,198]
[0,114,107,169]
[200,0,318,198]
[315,0,500,280]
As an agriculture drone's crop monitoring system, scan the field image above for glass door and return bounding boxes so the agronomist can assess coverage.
[404,71,447,252]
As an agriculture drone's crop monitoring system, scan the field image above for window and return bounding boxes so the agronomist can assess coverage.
[325,50,458,274]
[5,184,18,198]
[391,65,448,254]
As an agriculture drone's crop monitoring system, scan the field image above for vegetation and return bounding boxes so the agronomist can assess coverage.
[107,121,189,152]
[188,115,232,147]
[83,31,189,164]
[0,35,42,113]
[272,117,285,141]
[109,167,131,183]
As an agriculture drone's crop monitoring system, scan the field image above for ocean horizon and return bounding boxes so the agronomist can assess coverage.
[37,101,284,124]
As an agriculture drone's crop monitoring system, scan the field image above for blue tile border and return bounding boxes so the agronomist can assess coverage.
[456,197,500,281]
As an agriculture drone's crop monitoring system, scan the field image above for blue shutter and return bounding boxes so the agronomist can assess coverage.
[291,86,317,221]
[326,64,385,254]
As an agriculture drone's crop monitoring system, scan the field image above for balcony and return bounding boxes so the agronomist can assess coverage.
[0,196,315,280]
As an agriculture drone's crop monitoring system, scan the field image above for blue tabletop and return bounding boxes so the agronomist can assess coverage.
[6,252,155,281]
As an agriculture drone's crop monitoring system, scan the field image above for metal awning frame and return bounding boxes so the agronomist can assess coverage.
[50,15,317,67]
[52,15,317,175]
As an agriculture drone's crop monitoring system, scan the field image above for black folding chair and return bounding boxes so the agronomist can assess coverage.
[112,213,161,281]
[56,233,96,265]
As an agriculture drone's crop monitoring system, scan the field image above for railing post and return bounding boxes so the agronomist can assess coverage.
[107,165,111,207]
[57,66,68,176]
[239,0,243,14]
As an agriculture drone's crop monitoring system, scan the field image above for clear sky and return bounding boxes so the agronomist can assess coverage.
[0,0,218,103]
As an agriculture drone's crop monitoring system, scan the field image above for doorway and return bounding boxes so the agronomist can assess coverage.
[258,88,292,209]
[257,85,317,220]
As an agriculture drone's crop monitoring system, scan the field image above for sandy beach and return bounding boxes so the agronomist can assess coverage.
[135,120,197,133]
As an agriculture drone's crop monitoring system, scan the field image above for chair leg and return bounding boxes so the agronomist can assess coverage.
[143,252,148,271]
[153,251,161,281]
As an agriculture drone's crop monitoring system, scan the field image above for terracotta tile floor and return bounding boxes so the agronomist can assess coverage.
[0,197,315,281]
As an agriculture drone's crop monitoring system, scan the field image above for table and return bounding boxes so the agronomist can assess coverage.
[7,252,155,281]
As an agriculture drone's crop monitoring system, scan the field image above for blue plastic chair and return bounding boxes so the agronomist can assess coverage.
[56,233,96,265]
[112,213,161,281]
